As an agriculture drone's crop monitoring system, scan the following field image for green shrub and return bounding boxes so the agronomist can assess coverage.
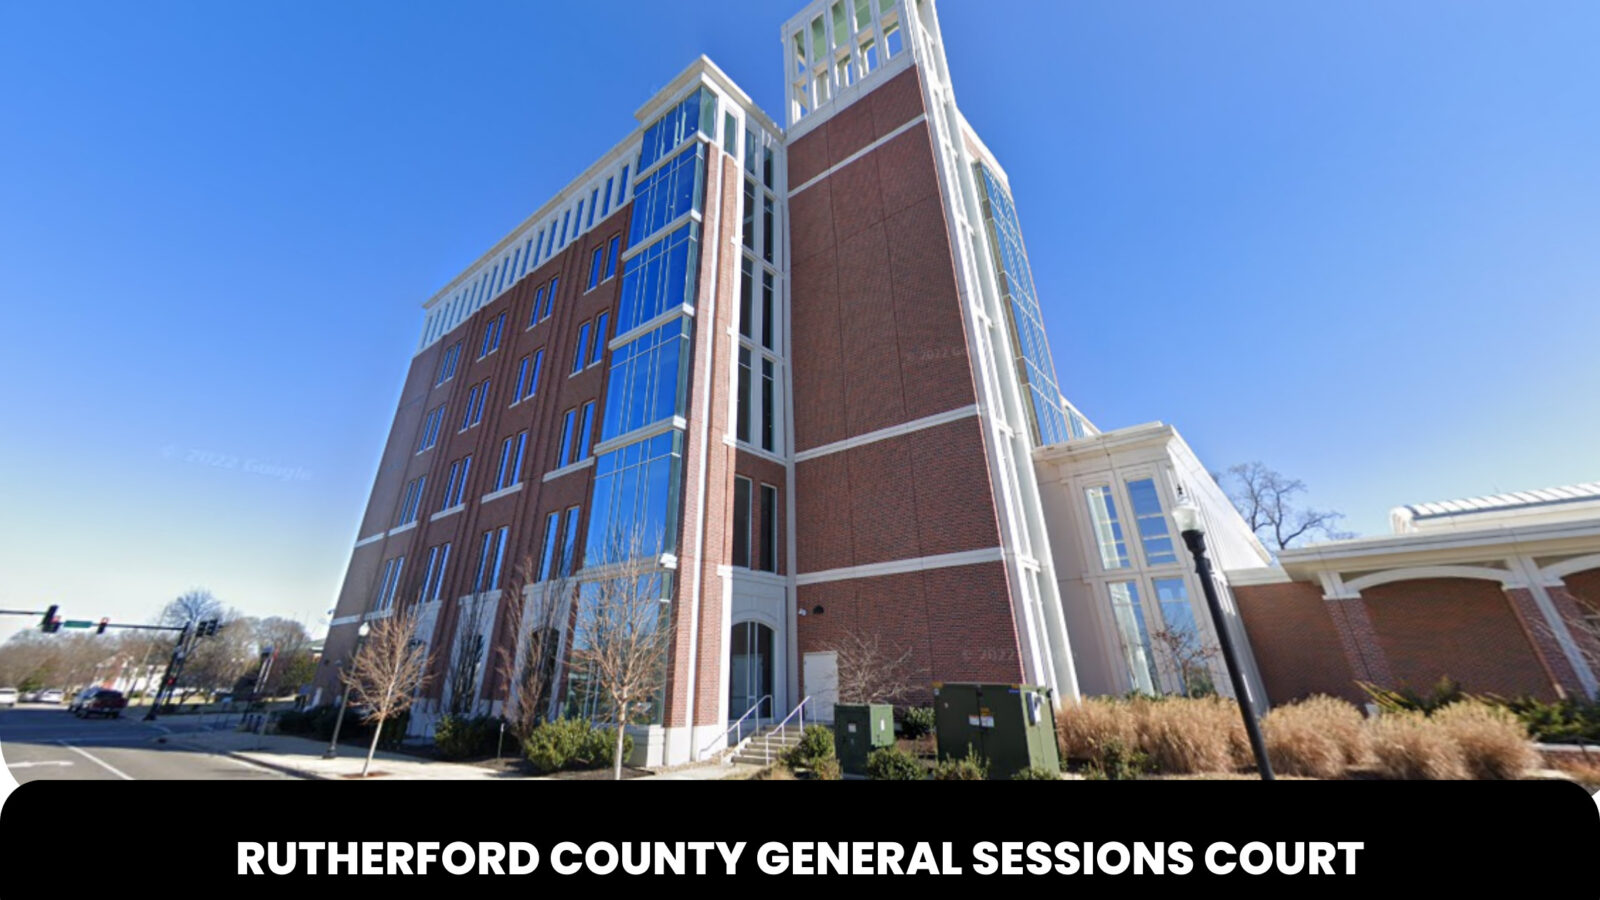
[931,745,989,780]
[1360,677,1466,715]
[1012,765,1061,781]
[866,746,925,780]
[810,757,843,780]
[273,709,310,735]
[575,726,633,769]
[795,724,835,762]
[1499,695,1600,744]
[434,714,505,760]
[900,707,936,739]
[524,718,593,773]
[1083,739,1149,781]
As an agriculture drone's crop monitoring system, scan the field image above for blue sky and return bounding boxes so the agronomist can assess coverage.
[1,1,1596,640]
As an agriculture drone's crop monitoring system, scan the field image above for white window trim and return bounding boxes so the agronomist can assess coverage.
[541,456,596,483]
[480,483,525,505]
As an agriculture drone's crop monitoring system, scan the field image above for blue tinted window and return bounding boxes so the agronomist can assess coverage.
[975,162,1070,445]
[591,312,608,367]
[585,430,682,566]
[637,87,713,172]
[628,144,705,247]
[600,317,689,443]
[616,223,699,334]
[558,409,576,467]
[573,322,591,374]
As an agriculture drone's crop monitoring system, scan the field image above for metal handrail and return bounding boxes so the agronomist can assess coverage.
[764,695,811,764]
[702,694,772,758]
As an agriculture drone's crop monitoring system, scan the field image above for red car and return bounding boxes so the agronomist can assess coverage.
[75,689,126,719]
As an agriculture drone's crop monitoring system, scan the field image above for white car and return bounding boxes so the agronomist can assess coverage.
[39,689,64,704]
[0,688,17,709]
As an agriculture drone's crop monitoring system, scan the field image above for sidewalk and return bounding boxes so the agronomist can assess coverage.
[171,724,753,781]
[170,728,507,780]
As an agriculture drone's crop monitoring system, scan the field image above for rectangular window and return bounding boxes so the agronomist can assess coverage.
[732,477,751,568]
[758,483,777,573]
[602,177,614,217]
[616,166,628,204]
[763,146,773,190]
[739,257,754,339]
[762,195,774,263]
[396,476,426,526]
[604,235,620,280]
[600,316,691,442]
[628,144,706,247]
[1108,581,1159,695]
[761,270,775,350]
[440,456,472,511]
[461,378,490,429]
[588,246,604,291]
[742,179,756,250]
[529,286,546,328]
[723,112,738,156]
[616,222,699,334]
[1085,485,1130,569]
[537,512,561,581]
[591,312,608,367]
[559,209,571,247]
[524,349,544,400]
[494,431,527,491]
[375,556,405,611]
[418,405,445,451]
[1154,577,1211,695]
[557,409,576,467]
[436,342,461,384]
[585,430,683,566]
[560,507,581,576]
[480,313,505,358]
[1126,478,1176,565]
[586,189,598,228]
[736,347,751,444]
[543,277,558,320]
[760,358,775,452]
[573,321,591,374]
[473,527,509,593]
[577,400,595,459]
[512,356,529,404]
[419,542,452,604]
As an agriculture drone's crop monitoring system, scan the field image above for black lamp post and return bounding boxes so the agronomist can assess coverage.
[1171,498,1275,781]
[323,621,369,760]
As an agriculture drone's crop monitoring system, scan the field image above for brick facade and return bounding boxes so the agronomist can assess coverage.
[1233,582,1362,705]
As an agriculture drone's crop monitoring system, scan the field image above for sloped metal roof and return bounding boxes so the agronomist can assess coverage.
[1401,482,1600,520]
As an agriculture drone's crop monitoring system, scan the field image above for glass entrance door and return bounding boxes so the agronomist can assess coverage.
[728,621,774,720]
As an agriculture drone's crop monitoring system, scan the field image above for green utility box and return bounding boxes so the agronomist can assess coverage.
[932,683,1060,780]
[833,703,896,775]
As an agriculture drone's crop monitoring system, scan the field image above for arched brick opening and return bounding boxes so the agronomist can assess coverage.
[1361,577,1557,700]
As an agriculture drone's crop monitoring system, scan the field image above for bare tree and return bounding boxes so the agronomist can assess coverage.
[494,555,572,740]
[566,526,674,780]
[346,604,432,777]
[1216,462,1354,551]
[161,588,223,629]
[832,631,916,705]
[1149,626,1221,698]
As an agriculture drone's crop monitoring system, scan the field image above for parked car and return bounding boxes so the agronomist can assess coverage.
[39,689,64,704]
[0,688,17,708]
[76,689,126,719]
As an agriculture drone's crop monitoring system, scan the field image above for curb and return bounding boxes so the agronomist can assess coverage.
[170,738,330,781]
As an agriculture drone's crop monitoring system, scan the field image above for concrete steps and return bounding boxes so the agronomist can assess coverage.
[730,725,807,767]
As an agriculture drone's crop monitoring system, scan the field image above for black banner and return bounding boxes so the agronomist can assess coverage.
[3,780,1594,896]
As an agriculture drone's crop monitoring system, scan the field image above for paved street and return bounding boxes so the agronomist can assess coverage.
[0,704,295,782]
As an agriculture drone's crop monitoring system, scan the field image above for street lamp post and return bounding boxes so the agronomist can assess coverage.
[1171,498,1275,781]
[323,622,369,760]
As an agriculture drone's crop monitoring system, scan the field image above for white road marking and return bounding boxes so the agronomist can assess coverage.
[9,760,74,769]
[58,742,135,780]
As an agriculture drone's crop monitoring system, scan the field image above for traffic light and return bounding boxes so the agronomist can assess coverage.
[40,605,60,633]
[96,617,110,636]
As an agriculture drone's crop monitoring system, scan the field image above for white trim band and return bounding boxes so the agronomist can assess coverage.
[788,114,929,198]
[796,547,1005,586]
[353,533,384,549]
[794,405,978,463]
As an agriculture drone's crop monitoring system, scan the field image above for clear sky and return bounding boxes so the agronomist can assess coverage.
[2,1,1596,641]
